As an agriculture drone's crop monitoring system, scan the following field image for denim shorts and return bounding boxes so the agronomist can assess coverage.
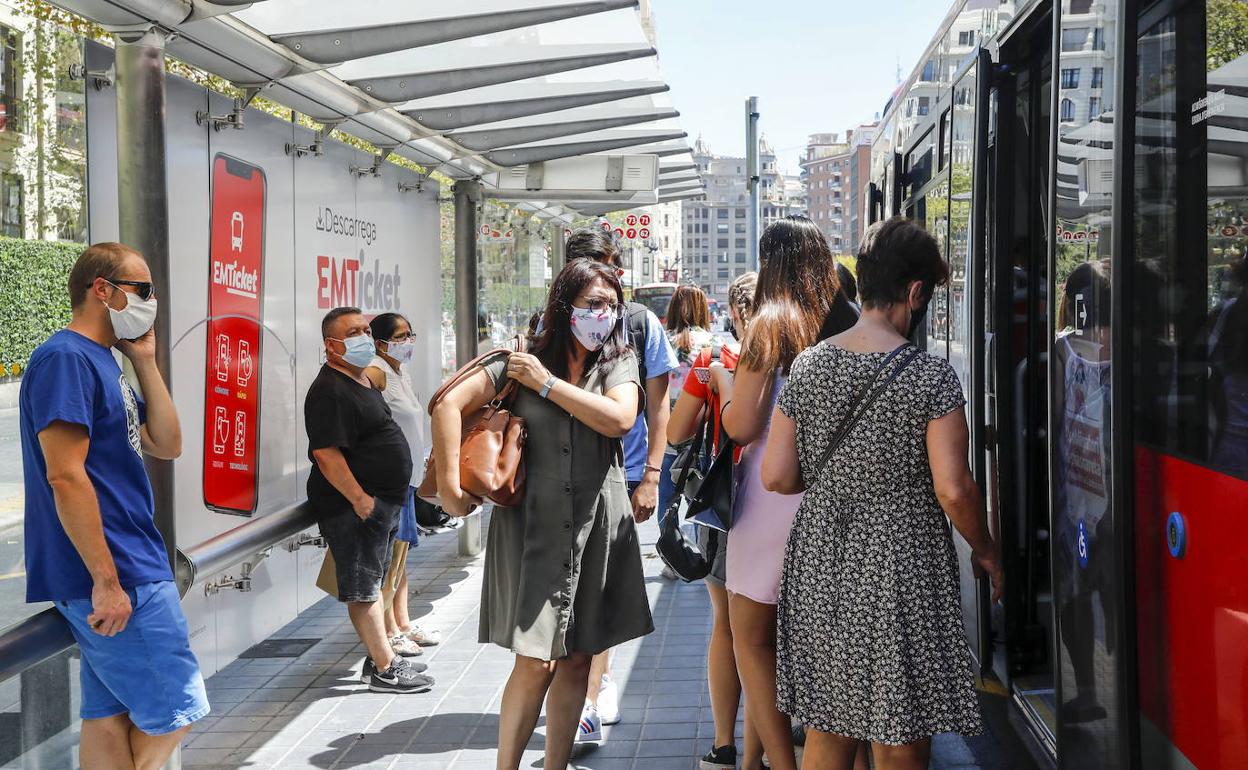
[318,497,400,603]
[55,580,210,735]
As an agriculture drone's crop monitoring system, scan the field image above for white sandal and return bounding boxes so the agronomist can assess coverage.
[389,634,424,657]
[401,625,442,646]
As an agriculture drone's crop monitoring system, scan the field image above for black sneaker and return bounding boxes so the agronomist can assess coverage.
[369,658,435,694]
[360,656,427,684]
[700,744,737,770]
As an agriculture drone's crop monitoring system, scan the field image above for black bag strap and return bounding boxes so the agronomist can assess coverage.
[664,410,709,532]
[810,344,921,483]
[626,302,650,383]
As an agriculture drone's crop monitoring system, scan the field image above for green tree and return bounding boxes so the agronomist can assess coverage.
[1208,0,1248,72]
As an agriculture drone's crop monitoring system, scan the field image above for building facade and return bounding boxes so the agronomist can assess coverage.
[680,135,807,301]
[802,133,851,250]
[0,3,87,244]
[802,124,877,255]
[680,136,752,301]
[759,135,806,227]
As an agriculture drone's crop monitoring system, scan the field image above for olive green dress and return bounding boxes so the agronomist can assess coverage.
[479,351,654,661]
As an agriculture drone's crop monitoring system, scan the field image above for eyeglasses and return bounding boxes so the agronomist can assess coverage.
[575,298,621,314]
[104,278,156,301]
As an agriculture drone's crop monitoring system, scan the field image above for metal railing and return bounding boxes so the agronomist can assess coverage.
[174,500,318,596]
[0,607,75,685]
[0,501,320,767]
[0,500,318,686]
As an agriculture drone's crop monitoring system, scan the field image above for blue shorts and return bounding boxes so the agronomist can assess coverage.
[55,580,210,735]
[397,486,420,545]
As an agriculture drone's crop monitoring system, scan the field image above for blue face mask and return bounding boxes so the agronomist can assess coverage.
[331,334,376,368]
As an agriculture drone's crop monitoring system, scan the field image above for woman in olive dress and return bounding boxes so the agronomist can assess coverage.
[431,258,653,770]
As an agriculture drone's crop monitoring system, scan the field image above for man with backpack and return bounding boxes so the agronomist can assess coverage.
[564,227,678,743]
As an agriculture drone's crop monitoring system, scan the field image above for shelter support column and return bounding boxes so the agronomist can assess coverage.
[113,27,177,569]
[453,180,484,557]
[112,24,179,770]
[551,222,566,273]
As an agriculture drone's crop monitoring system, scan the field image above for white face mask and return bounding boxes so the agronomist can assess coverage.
[104,282,158,340]
[386,339,414,365]
[569,305,618,352]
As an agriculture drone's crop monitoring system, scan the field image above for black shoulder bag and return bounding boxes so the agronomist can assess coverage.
[808,343,922,484]
[656,411,718,582]
[685,343,735,532]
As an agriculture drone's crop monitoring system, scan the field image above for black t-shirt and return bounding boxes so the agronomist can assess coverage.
[304,365,413,516]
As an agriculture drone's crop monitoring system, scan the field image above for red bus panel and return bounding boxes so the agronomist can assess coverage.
[1135,447,1248,768]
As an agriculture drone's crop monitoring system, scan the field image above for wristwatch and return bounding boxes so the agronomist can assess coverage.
[539,375,558,399]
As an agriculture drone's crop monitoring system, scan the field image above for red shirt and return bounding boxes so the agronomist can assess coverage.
[682,345,741,455]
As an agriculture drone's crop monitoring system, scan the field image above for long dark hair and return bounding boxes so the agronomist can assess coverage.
[740,216,840,374]
[529,259,630,379]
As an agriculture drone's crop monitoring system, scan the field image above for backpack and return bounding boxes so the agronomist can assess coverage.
[624,301,651,383]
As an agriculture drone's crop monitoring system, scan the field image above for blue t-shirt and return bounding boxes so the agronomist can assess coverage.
[20,329,171,602]
[623,310,679,482]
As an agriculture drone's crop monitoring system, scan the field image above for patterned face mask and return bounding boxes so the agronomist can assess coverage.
[569,305,618,352]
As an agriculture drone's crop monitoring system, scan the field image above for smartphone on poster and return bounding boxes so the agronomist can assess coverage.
[202,154,266,516]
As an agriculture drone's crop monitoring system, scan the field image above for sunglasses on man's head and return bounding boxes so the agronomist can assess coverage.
[104,278,156,301]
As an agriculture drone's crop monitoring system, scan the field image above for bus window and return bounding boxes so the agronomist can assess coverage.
[1132,5,1248,767]
[1132,3,1248,482]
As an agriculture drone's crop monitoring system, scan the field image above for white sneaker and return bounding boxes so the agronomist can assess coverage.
[389,634,423,657]
[597,675,621,725]
[575,703,603,744]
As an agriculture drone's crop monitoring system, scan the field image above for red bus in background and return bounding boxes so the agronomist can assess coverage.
[633,282,678,324]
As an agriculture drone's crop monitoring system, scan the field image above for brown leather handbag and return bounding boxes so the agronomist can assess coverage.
[418,339,527,508]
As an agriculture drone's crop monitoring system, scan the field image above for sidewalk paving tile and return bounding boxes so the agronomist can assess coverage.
[182,512,1019,770]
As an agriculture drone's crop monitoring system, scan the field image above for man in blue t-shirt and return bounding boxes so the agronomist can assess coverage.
[563,229,678,743]
[20,243,208,767]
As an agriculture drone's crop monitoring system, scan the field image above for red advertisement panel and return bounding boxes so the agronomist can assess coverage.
[203,154,265,516]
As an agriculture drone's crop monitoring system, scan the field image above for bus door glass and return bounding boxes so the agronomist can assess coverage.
[949,57,990,670]
[1049,1,1122,765]
[1132,2,1248,767]
[988,18,1056,750]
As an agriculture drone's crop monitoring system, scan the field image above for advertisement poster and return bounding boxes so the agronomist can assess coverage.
[203,154,266,515]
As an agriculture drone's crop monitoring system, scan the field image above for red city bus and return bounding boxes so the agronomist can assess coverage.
[633,281,678,324]
[873,1,1248,767]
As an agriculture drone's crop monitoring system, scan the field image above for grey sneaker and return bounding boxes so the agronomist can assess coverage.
[369,658,435,694]
[361,655,427,684]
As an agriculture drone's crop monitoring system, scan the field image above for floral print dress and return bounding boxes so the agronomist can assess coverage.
[774,342,983,745]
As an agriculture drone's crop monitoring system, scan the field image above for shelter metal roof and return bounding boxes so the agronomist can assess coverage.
[51,0,705,218]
